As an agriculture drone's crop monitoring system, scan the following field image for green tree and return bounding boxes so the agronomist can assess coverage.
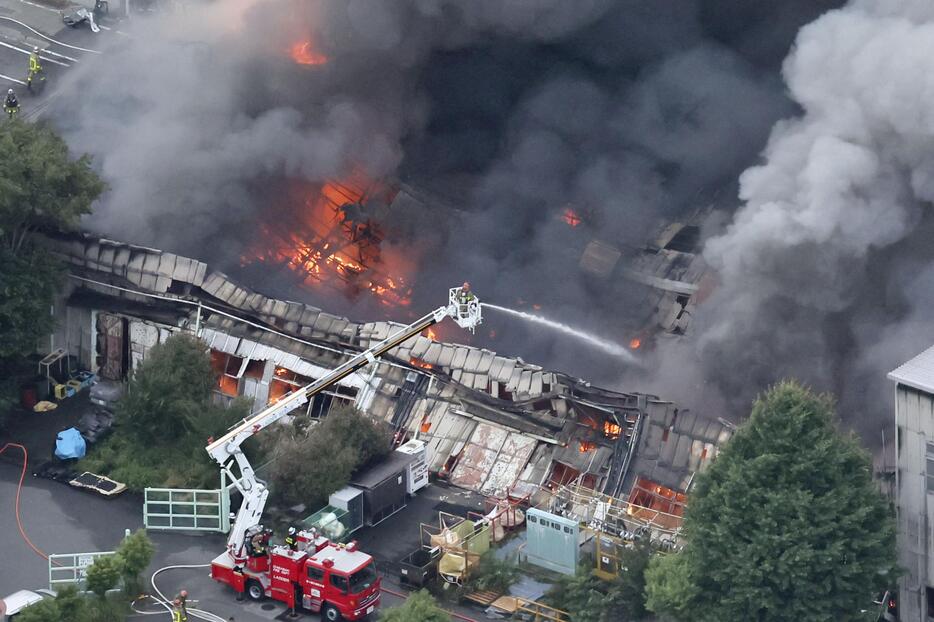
[79,333,250,490]
[607,542,651,620]
[84,555,122,599]
[13,598,62,622]
[644,552,697,621]
[0,245,60,359]
[545,564,611,622]
[265,405,391,508]
[0,120,104,255]
[644,381,897,622]
[379,589,449,622]
[52,586,91,622]
[470,552,522,593]
[0,120,103,423]
[116,529,155,593]
[118,334,216,441]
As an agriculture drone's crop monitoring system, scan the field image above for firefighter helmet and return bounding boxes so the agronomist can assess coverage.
[288,526,296,535]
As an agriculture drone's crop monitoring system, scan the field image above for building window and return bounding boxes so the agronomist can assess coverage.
[926,443,934,493]
[926,585,934,617]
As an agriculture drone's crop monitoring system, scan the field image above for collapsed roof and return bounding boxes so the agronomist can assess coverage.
[42,233,729,507]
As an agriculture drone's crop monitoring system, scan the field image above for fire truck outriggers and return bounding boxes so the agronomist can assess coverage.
[205,286,482,619]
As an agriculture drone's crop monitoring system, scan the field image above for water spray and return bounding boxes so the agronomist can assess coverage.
[482,303,638,363]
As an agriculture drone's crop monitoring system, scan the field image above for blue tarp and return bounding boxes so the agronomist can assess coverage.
[55,427,86,460]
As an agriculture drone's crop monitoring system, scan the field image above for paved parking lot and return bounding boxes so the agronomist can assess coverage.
[1,397,484,621]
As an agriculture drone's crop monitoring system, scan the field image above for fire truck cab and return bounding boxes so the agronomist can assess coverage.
[211,530,380,620]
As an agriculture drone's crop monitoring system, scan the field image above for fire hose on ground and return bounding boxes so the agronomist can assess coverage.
[127,564,227,622]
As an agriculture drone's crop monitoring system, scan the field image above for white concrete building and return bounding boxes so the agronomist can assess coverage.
[890,345,934,621]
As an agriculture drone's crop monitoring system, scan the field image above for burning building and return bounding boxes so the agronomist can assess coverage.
[41,233,729,514]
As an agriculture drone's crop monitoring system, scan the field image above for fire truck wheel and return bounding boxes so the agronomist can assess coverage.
[245,579,265,601]
[322,603,342,621]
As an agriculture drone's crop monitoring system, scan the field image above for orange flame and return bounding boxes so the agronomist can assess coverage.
[290,40,327,66]
[562,207,582,227]
[629,337,642,350]
[424,328,437,341]
[410,357,433,370]
[579,440,596,453]
[603,421,622,440]
[241,171,415,310]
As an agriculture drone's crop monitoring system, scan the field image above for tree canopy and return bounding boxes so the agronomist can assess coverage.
[265,404,391,508]
[0,120,104,255]
[118,334,217,441]
[116,529,155,592]
[379,589,449,622]
[85,555,122,599]
[645,381,897,622]
[0,120,103,427]
[79,334,251,489]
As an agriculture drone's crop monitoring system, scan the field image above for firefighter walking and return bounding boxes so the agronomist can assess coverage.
[171,598,187,622]
[27,46,43,93]
[3,89,18,119]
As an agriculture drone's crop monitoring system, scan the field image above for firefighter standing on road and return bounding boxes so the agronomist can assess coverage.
[3,89,18,119]
[27,46,42,91]
[171,598,187,622]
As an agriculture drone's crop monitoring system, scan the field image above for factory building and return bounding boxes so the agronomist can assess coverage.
[890,345,934,621]
[39,232,728,537]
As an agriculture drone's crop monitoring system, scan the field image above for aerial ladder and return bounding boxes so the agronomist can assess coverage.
[205,286,482,562]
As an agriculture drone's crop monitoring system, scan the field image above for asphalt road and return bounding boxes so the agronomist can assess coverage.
[0,459,422,621]
[0,0,127,120]
[0,397,479,621]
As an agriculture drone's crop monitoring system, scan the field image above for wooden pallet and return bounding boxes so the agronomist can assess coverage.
[463,590,501,606]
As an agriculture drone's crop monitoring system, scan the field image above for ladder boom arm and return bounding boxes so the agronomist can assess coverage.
[205,286,481,558]
[206,306,446,465]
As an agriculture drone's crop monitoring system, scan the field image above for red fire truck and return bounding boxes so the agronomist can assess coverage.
[204,286,482,619]
[211,529,380,620]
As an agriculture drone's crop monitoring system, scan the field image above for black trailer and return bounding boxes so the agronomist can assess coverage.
[350,452,413,526]
[398,547,440,587]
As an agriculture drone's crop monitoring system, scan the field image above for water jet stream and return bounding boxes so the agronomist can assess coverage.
[482,303,637,363]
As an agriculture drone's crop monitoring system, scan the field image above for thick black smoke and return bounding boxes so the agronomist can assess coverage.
[60,0,931,443]
[636,0,934,447]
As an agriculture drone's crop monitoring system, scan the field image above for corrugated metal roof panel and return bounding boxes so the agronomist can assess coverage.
[157,254,176,278]
[530,373,543,396]
[505,368,522,392]
[889,344,934,395]
[449,423,509,491]
[517,371,532,395]
[437,345,455,367]
[481,433,537,496]
[425,343,443,364]
[97,246,115,273]
[451,347,469,370]
[496,359,517,383]
[476,351,495,374]
[410,336,431,359]
[201,273,224,297]
[464,350,483,373]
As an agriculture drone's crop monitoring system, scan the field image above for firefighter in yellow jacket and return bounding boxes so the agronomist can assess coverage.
[27,47,42,91]
[171,598,187,622]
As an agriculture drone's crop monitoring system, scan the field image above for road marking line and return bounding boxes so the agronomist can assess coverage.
[0,16,101,54]
[0,72,26,85]
[0,39,70,67]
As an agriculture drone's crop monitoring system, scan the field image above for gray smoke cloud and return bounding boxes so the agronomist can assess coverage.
[649,0,934,443]
[53,0,904,433]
